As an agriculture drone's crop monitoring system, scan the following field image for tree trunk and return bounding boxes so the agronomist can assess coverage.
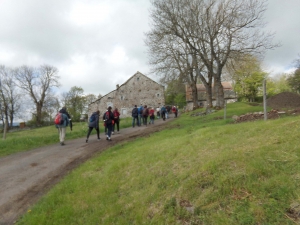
[191,83,198,110]
[214,76,224,108]
[2,117,8,140]
[206,85,213,108]
[36,102,43,126]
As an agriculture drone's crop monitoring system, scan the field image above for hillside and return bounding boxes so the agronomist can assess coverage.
[15,102,300,224]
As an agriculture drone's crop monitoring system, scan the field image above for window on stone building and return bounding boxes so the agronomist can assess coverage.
[121,96,124,100]
[157,94,160,97]
[121,108,127,115]
[137,77,140,81]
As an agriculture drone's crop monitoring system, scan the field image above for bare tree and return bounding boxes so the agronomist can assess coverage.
[146,26,203,107]
[147,0,277,108]
[0,66,22,134]
[14,65,60,126]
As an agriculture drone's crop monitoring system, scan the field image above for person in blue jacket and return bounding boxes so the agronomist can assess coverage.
[86,110,100,143]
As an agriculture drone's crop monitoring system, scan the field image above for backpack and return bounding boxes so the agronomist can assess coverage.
[142,108,149,116]
[54,113,64,125]
[105,111,110,121]
[138,106,143,114]
[89,113,96,123]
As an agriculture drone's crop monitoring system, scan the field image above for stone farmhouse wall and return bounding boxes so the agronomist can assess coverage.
[185,82,237,110]
[88,71,165,118]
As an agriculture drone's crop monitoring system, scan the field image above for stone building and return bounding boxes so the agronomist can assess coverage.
[185,82,237,110]
[88,71,165,117]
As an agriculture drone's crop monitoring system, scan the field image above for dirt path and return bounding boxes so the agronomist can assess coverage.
[0,117,175,225]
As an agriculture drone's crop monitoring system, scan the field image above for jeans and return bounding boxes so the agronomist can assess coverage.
[138,114,142,126]
[150,116,154,124]
[106,123,113,138]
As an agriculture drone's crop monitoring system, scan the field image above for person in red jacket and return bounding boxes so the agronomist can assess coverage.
[172,106,178,118]
[149,107,155,124]
[112,107,120,134]
[103,106,114,141]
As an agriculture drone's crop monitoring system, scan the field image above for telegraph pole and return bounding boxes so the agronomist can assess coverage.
[263,79,267,121]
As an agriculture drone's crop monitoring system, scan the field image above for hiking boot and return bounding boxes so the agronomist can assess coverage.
[86,139,88,143]
[97,138,101,141]
[60,142,65,146]
[106,137,109,140]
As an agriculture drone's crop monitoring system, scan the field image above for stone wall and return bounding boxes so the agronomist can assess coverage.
[88,71,165,118]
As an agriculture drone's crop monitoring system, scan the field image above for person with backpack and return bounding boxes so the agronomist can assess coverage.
[166,105,171,119]
[59,106,72,130]
[85,110,100,143]
[102,109,108,135]
[149,107,155,124]
[160,105,166,121]
[55,106,70,146]
[132,105,139,127]
[138,104,143,126]
[142,105,149,125]
[112,107,120,134]
[103,106,114,141]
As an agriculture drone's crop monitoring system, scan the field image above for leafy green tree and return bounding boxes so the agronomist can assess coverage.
[228,55,267,102]
[164,80,186,107]
[62,86,85,121]
[267,73,291,97]
[287,68,300,93]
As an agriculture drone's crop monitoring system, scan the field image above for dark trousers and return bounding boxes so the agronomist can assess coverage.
[161,112,166,121]
[132,116,139,127]
[143,116,148,125]
[87,127,100,139]
[113,119,119,132]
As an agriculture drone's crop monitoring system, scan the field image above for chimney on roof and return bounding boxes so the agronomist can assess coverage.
[116,84,119,89]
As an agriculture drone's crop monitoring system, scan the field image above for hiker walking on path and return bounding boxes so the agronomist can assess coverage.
[142,105,149,125]
[56,107,70,146]
[166,105,171,119]
[160,105,166,121]
[156,106,160,119]
[104,106,114,141]
[172,106,178,118]
[138,104,143,126]
[103,109,108,135]
[149,107,155,124]
[86,110,100,143]
[112,107,120,134]
[132,105,139,127]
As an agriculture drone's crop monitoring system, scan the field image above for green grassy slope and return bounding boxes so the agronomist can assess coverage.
[16,102,300,224]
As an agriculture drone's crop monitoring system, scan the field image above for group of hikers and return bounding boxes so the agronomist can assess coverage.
[55,105,178,146]
[131,104,178,127]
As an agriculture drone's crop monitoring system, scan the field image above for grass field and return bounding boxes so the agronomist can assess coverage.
[13,102,300,224]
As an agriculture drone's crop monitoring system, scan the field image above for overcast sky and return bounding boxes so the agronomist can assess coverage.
[0,0,299,97]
